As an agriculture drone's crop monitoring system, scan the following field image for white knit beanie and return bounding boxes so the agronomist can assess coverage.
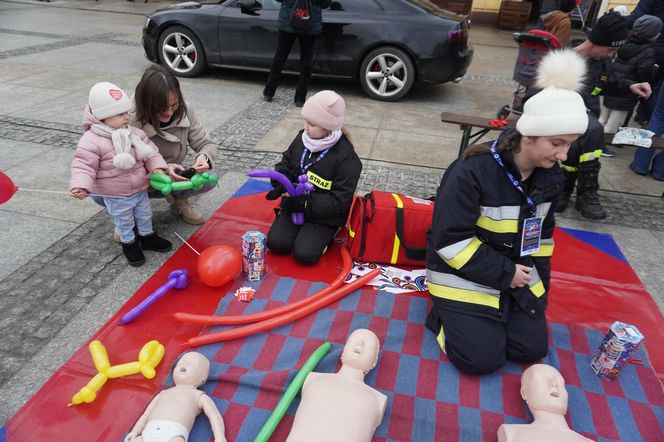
[516,50,589,137]
[301,90,345,131]
[88,82,131,121]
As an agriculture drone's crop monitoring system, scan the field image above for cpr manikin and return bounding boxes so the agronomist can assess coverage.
[498,364,592,442]
[125,352,226,442]
[287,328,388,442]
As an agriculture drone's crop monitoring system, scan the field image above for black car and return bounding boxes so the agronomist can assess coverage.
[142,0,473,101]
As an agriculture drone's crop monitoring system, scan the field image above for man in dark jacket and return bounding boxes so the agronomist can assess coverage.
[600,15,662,133]
[628,0,664,123]
[555,13,651,219]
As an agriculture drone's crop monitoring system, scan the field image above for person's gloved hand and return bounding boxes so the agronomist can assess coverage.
[281,195,307,213]
[266,183,286,200]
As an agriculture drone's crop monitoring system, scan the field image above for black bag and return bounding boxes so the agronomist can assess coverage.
[289,0,314,31]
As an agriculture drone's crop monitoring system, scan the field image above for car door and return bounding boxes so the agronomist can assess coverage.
[316,0,386,78]
[218,0,289,69]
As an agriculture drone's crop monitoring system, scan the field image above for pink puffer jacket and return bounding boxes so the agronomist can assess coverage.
[70,106,168,196]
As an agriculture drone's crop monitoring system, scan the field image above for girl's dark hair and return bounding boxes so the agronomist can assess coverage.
[134,66,188,133]
[462,131,522,158]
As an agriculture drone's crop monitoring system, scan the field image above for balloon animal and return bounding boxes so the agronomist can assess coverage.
[68,340,165,406]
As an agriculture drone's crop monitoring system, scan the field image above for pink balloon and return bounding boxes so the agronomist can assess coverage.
[0,172,17,205]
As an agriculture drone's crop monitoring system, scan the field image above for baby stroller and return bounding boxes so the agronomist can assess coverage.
[497,29,561,119]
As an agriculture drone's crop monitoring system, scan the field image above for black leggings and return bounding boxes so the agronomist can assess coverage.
[267,211,336,265]
[264,31,317,96]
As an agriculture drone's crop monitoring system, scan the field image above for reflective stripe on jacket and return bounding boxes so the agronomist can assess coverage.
[426,130,563,320]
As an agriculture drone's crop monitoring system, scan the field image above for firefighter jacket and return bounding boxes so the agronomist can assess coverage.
[426,136,564,321]
[272,130,362,228]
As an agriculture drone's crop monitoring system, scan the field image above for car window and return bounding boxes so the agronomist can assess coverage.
[329,0,382,12]
[256,0,281,10]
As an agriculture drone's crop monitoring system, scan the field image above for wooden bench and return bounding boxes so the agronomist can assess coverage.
[441,111,664,157]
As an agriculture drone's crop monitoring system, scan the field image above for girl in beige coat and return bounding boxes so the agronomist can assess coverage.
[131,66,219,225]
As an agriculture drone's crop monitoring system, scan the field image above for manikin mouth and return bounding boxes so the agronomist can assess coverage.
[179,367,187,372]
[549,391,560,398]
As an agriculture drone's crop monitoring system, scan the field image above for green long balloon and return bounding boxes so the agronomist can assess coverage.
[254,342,332,442]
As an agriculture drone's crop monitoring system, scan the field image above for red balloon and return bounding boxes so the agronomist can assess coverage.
[0,171,17,205]
[197,245,243,287]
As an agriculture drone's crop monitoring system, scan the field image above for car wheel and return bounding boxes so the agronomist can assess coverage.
[359,46,415,101]
[158,26,206,77]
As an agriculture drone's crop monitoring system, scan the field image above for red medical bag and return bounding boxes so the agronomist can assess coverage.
[346,191,433,266]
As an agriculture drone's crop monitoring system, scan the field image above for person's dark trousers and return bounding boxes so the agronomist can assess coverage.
[267,211,336,265]
[632,81,664,177]
[562,113,606,220]
[425,299,548,375]
[264,31,317,102]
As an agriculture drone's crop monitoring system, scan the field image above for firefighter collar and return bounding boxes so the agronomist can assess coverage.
[490,141,538,214]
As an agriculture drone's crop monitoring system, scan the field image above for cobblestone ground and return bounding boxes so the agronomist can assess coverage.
[2,88,664,388]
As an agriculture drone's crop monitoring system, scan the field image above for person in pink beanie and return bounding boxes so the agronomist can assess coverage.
[265,90,362,265]
[70,82,172,267]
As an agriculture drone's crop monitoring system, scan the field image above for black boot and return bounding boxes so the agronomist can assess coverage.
[139,232,173,252]
[294,89,307,107]
[556,169,577,213]
[122,241,145,267]
[575,161,607,220]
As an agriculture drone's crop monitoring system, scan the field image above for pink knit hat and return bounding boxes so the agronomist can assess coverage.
[301,90,345,131]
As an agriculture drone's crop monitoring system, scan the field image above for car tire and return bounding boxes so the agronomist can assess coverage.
[157,26,206,77]
[359,46,415,101]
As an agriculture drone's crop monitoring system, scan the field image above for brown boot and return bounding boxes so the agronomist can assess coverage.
[170,196,205,225]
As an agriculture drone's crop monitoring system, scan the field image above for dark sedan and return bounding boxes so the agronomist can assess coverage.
[142,0,473,101]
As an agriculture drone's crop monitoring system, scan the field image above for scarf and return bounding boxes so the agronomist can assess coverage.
[90,124,155,170]
[302,129,342,153]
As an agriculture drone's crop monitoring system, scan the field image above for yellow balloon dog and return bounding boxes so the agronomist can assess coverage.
[68,340,165,406]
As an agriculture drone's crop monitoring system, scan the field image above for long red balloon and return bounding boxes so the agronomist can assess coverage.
[186,268,381,347]
[174,247,353,326]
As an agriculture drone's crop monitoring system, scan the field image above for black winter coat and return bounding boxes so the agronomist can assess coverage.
[426,131,563,321]
[277,0,331,35]
[628,0,664,70]
[604,36,658,110]
[272,130,362,227]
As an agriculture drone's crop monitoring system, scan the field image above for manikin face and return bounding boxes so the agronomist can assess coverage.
[521,134,578,169]
[521,364,568,415]
[158,91,180,123]
[304,120,331,140]
[340,329,380,373]
[173,352,210,387]
[103,112,129,129]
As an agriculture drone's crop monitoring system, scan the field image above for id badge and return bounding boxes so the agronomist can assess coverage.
[520,217,542,256]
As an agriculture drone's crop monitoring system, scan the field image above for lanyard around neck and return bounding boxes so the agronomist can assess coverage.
[300,147,329,175]
[490,140,537,214]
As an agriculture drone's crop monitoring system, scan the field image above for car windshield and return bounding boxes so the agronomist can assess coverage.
[404,0,460,17]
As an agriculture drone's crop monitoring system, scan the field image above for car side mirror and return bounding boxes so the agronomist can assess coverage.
[238,0,261,14]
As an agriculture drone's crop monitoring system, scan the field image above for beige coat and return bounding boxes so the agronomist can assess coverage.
[130,105,218,166]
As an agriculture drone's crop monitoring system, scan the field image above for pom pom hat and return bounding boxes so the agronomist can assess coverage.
[88,82,131,121]
[516,50,589,137]
[301,90,345,131]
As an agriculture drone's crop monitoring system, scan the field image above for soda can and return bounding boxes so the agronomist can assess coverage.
[242,230,266,281]
[591,321,644,381]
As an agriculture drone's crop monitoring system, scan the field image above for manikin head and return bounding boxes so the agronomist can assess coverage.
[173,352,210,388]
[340,329,381,374]
[520,364,568,416]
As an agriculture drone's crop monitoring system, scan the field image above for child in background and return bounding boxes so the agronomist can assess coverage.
[265,90,362,265]
[600,15,662,137]
[70,82,172,267]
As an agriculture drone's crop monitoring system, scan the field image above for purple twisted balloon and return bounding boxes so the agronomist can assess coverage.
[119,269,189,325]
[248,169,314,225]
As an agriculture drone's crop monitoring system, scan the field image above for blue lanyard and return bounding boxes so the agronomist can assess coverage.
[490,141,538,214]
[300,148,329,175]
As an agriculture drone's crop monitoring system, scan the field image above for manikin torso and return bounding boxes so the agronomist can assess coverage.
[145,385,204,429]
[287,329,388,442]
[286,371,387,442]
[498,421,593,442]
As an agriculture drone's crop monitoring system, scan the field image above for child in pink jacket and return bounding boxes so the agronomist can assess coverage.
[70,82,172,267]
